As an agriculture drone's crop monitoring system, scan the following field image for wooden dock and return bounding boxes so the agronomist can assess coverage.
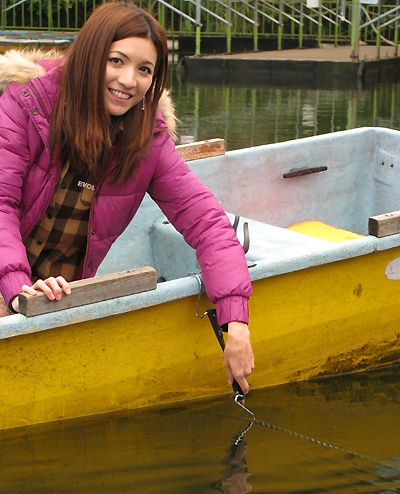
[202,44,397,61]
[183,44,400,84]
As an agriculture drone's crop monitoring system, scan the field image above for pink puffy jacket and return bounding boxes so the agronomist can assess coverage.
[0,58,251,325]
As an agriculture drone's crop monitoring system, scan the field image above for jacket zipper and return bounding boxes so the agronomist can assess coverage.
[81,175,108,278]
[81,192,95,279]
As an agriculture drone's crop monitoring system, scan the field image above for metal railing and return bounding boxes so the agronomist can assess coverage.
[357,0,400,57]
[0,0,398,57]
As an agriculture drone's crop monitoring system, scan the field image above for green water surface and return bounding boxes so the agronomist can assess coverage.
[170,75,400,149]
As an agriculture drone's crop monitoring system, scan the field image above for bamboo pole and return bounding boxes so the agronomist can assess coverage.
[376,0,381,59]
[395,0,399,56]
[196,0,201,55]
[278,0,283,50]
[299,0,303,48]
[1,0,5,30]
[227,0,232,52]
[335,0,339,45]
[318,0,322,47]
[351,0,360,60]
[254,0,258,51]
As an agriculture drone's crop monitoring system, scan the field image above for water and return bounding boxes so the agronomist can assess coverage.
[169,74,400,149]
[1,367,400,493]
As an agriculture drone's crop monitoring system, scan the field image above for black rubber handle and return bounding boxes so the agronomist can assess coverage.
[232,378,244,397]
[207,309,245,397]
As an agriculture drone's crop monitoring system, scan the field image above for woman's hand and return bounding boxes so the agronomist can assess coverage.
[11,276,71,313]
[222,321,255,395]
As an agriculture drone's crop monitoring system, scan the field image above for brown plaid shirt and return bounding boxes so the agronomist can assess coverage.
[23,161,95,282]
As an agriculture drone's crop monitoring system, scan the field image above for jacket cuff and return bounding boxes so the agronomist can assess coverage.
[215,295,249,327]
[0,270,31,307]
[8,295,18,313]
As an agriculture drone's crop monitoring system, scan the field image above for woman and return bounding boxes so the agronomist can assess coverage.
[0,1,254,393]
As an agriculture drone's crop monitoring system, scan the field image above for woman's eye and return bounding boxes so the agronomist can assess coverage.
[109,57,122,65]
[140,66,152,74]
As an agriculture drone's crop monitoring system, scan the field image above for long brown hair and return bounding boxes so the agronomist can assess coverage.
[49,1,169,185]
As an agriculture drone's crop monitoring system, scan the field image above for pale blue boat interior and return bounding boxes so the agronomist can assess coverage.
[2,127,400,337]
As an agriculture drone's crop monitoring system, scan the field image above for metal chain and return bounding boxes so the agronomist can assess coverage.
[233,397,400,473]
[252,416,400,472]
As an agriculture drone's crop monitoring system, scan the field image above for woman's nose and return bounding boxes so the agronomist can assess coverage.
[118,68,137,88]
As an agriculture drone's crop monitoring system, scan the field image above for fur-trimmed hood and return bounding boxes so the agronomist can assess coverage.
[0,48,177,141]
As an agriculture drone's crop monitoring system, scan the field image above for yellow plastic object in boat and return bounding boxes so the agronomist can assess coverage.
[287,220,364,243]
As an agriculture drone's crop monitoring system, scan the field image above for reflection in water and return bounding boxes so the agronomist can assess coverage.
[211,421,253,493]
[218,441,252,494]
[170,75,400,149]
[2,367,400,492]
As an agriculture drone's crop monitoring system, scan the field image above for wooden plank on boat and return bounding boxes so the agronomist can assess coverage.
[176,138,225,161]
[368,210,400,237]
[18,266,157,317]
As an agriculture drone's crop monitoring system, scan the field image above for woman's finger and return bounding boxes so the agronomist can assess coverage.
[54,276,71,295]
[43,277,64,300]
[30,279,57,300]
[21,284,37,296]
[22,277,71,302]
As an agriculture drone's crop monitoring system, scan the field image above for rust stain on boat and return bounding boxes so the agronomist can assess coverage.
[290,333,400,381]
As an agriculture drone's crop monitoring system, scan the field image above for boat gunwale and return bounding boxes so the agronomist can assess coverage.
[1,230,399,339]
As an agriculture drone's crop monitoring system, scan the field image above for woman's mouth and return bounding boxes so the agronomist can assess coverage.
[108,88,132,100]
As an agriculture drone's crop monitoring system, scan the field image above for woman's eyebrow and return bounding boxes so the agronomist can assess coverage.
[109,50,128,59]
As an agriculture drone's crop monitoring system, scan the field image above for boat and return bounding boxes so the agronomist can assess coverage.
[0,30,75,53]
[2,126,400,431]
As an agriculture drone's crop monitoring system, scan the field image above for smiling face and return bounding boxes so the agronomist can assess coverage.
[104,36,158,116]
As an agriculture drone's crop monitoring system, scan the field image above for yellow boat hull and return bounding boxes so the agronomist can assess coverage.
[1,247,400,430]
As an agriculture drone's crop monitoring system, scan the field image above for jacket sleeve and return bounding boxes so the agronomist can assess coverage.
[147,131,252,326]
[0,85,34,306]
